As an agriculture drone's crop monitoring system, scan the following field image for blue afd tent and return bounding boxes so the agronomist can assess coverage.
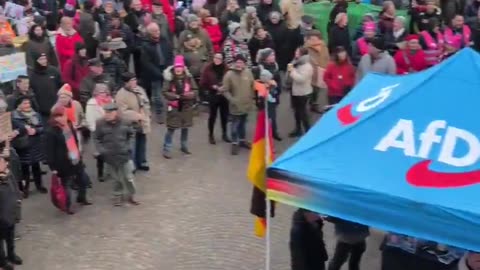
[267,48,480,251]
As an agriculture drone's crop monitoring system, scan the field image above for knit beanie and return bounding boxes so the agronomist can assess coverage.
[256,48,274,64]
[246,6,256,14]
[57,84,73,98]
[187,14,200,24]
[260,69,273,83]
[121,72,136,82]
[228,22,241,36]
[15,95,31,109]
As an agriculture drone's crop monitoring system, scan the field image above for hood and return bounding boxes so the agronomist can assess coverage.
[163,66,193,81]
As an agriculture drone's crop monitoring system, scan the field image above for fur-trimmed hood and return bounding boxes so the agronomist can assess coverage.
[163,66,193,81]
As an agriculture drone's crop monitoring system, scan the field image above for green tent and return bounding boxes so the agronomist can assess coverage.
[303,2,410,42]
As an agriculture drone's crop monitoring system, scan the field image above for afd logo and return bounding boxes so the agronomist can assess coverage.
[375,119,480,188]
[337,84,400,126]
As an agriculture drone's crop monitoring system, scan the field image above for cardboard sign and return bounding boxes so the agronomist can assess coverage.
[0,112,12,142]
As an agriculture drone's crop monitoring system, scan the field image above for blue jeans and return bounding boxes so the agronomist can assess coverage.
[151,80,164,117]
[163,128,189,152]
[131,132,147,168]
[230,114,247,144]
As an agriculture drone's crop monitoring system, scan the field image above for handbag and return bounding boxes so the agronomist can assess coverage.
[50,175,67,212]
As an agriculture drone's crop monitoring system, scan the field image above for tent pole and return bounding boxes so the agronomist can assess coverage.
[264,94,271,270]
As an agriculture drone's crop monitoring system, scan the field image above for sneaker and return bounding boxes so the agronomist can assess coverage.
[231,144,239,155]
[127,197,140,205]
[181,148,192,155]
[239,141,251,149]
[163,151,172,159]
[138,165,150,171]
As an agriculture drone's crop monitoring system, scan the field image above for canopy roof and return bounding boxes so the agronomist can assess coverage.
[267,48,480,251]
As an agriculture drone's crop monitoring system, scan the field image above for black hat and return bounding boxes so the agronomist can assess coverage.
[88,58,103,67]
[368,36,386,51]
[14,96,31,109]
[121,72,136,82]
[234,54,247,63]
[33,15,46,25]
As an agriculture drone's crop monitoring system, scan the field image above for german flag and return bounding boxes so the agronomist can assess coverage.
[247,109,275,237]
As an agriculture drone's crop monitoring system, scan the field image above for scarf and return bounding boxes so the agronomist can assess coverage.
[62,125,80,165]
[64,103,76,124]
[19,110,40,126]
[95,95,112,107]
[393,28,405,39]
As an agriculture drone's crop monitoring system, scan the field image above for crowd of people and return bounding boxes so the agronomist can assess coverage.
[0,0,480,269]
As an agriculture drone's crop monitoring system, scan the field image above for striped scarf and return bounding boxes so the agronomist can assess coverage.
[62,126,80,165]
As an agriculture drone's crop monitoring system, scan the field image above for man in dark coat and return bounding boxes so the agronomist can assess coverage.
[78,0,99,58]
[94,103,138,206]
[290,208,328,270]
[28,52,63,125]
[6,75,39,112]
[0,142,23,270]
[140,22,174,124]
[328,12,352,58]
[98,42,127,91]
[257,0,281,25]
[248,26,275,65]
[79,58,115,108]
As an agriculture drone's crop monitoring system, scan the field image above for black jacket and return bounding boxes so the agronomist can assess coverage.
[94,118,134,167]
[100,54,127,90]
[328,25,352,58]
[44,123,83,178]
[28,65,63,115]
[248,34,275,66]
[140,37,174,82]
[290,209,328,270]
[0,172,21,229]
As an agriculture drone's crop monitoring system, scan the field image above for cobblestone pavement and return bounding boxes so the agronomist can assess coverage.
[15,96,385,270]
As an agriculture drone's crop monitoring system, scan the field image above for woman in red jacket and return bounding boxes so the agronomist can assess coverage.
[323,46,355,105]
[61,43,90,101]
[394,34,428,75]
[56,17,84,72]
[200,9,223,53]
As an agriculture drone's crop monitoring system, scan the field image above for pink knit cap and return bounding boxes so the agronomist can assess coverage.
[363,21,376,32]
[174,55,185,68]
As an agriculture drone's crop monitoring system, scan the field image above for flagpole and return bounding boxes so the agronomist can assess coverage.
[264,92,271,270]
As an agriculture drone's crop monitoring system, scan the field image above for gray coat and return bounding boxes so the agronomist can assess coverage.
[94,117,134,167]
[356,52,397,83]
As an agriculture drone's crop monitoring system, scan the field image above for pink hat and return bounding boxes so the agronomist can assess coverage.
[174,55,185,68]
[363,21,376,32]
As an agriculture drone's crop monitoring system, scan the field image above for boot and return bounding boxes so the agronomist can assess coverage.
[36,186,48,194]
[222,133,231,143]
[8,254,22,265]
[209,134,216,145]
[76,197,93,206]
[231,144,239,155]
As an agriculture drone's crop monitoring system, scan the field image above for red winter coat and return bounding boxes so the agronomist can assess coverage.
[202,17,223,53]
[141,0,175,32]
[61,57,90,99]
[55,29,84,72]
[323,61,355,97]
[393,49,428,75]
